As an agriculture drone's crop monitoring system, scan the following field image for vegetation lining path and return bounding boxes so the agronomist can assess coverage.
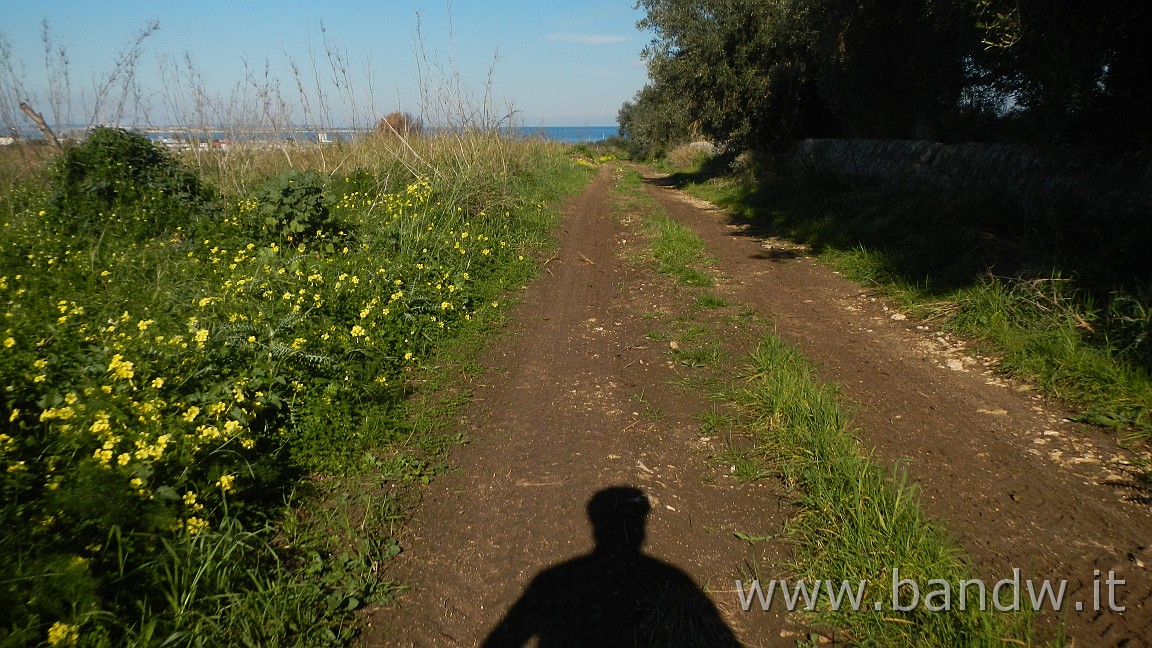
[639,169,1152,645]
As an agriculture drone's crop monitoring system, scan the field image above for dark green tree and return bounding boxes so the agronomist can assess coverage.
[618,83,694,159]
[628,0,1151,155]
[972,0,1152,153]
[635,0,820,151]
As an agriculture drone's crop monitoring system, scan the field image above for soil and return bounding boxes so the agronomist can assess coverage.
[363,164,1152,647]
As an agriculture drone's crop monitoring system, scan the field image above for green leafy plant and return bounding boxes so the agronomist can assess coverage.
[48,127,215,241]
[250,170,338,244]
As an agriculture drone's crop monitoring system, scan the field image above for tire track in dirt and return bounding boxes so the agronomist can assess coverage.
[640,169,1152,646]
[365,166,795,647]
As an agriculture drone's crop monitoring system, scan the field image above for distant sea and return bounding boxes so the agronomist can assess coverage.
[4,125,619,145]
[511,126,618,144]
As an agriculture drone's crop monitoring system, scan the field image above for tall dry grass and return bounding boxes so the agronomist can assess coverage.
[1,12,526,190]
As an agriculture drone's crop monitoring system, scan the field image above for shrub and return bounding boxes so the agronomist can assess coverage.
[249,170,339,244]
[666,142,716,171]
[48,127,215,241]
[376,111,422,137]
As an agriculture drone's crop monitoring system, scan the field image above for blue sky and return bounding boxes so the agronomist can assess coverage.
[0,1,652,128]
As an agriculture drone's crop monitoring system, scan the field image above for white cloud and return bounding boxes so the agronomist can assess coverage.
[544,34,631,45]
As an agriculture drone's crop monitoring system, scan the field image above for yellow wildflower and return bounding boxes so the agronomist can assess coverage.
[90,413,110,434]
[47,621,79,646]
[185,517,209,535]
[107,354,134,380]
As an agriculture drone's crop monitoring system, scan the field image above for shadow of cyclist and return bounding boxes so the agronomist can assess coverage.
[481,486,741,648]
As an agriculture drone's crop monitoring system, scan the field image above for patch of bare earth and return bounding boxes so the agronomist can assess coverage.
[364,166,796,647]
[641,169,1152,646]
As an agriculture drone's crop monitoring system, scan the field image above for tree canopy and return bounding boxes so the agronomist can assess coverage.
[620,0,1151,158]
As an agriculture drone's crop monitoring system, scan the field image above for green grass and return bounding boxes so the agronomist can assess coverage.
[697,407,737,438]
[672,342,726,368]
[646,212,715,287]
[696,292,730,310]
[729,335,1036,645]
[612,167,714,287]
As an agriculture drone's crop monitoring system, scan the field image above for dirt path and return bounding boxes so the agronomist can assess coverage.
[366,164,1151,646]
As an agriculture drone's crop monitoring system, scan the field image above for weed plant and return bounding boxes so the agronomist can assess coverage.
[0,126,590,646]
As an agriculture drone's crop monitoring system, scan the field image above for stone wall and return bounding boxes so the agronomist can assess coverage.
[781,139,1150,215]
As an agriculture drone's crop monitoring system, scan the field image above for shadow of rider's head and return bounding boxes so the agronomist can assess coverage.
[587,486,650,555]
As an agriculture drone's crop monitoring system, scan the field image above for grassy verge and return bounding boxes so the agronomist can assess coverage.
[613,166,1036,645]
[0,129,592,646]
[665,164,1152,444]
[730,336,1036,645]
[613,167,714,288]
